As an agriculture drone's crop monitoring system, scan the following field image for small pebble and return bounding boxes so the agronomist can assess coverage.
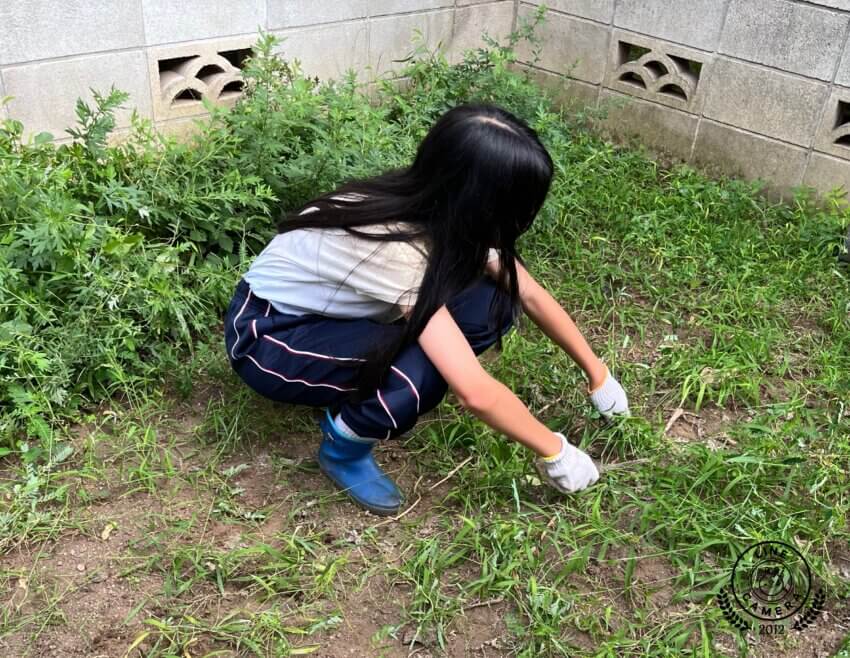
[76,563,86,572]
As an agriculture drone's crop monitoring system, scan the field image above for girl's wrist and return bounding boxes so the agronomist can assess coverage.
[586,358,608,392]
[539,431,563,459]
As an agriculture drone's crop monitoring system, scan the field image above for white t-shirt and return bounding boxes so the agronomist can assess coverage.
[244,198,499,322]
[244,204,429,321]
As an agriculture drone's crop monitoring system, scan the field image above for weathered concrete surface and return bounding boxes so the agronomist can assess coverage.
[1,0,849,196]
[0,73,7,119]
[720,0,848,81]
[702,58,828,147]
[523,0,615,24]
[368,10,454,77]
[451,1,514,62]
[268,0,368,29]
[274,22,369,81]
[3,51,152,137]
[614,0,728,51]
[803,152,850,200]
[836,40,850,88]
[809,0,850,11]
[516,6,609,83]
[692,120,807,192]
[0,0,145,65]
[371,0,454,16]
[597,90,698,162]
[519,64,601,109]
[142,0,265,45]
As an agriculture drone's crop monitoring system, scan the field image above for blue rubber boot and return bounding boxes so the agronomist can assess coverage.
[317,410,403,516]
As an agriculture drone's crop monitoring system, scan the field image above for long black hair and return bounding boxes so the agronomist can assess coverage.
[277,103,554,398]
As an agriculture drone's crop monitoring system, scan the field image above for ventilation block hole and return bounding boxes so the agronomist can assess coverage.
[158,55,195,74]
[835,100,850,130]
[220,48,252,69]
[175,88,203,103]
[835,134,850,148]
[219,80,245,99]
[618,72,647,89]
[669,55,702,79]
[618,41,651,65]
[197,64,225,81]
[659,83,687,100]
[644,60,669,78]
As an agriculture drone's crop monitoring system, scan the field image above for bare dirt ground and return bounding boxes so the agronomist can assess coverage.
[1,377,848,657]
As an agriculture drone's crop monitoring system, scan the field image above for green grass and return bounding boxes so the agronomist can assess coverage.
[1,10,849,658]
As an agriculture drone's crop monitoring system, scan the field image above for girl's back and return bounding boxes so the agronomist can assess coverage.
[244,198,427,322]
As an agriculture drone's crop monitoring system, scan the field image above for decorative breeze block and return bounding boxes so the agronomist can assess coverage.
[147,38,254,120]
[604,31,709,112]
[159,49,247,108]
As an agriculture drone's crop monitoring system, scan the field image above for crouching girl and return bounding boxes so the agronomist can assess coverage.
[224,103,629,515]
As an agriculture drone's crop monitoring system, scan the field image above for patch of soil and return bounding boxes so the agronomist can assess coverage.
[0,497,170,658]
[663,404,742,450]
[2,380,848,658]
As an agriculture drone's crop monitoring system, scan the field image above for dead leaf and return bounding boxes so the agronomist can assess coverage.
[101,522,116,541]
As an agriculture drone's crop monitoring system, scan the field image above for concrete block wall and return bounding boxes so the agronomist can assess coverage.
[0,0,514,139]
[2,0,848,197]
[518,0,850,197]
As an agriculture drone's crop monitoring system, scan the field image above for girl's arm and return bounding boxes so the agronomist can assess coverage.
[419,306,561,457]
[418,307,599,492]
[490,258,607,390]
[485,257,629,417]
[418,306,561,457]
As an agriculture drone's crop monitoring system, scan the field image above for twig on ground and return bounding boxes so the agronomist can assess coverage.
[462,597,505,611]
[598,458,651,473]
[664,407,685,434]
[372,496,422,528]
[428,455,474,492]
[535,397,564,416]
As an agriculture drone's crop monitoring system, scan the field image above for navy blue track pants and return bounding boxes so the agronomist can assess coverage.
[224,277,513,440]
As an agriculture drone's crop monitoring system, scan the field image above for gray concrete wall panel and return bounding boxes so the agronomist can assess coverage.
[3,51,151,137]
[720,0,848,81]
[702,58,828,147]
[692,120,807,191]
[369,10,454,77]
[614,0,728,51]
[267,0,368,29]
[598,90,698,161]
[451,2,515,62]
[516,6,609,83]
[522,0,615,25]
[274,22,369,82]
[142,0,266,45]
[0,0,145,65]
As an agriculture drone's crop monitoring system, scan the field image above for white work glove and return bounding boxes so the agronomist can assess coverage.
[537,432,600,494]
[589,366,630,419]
